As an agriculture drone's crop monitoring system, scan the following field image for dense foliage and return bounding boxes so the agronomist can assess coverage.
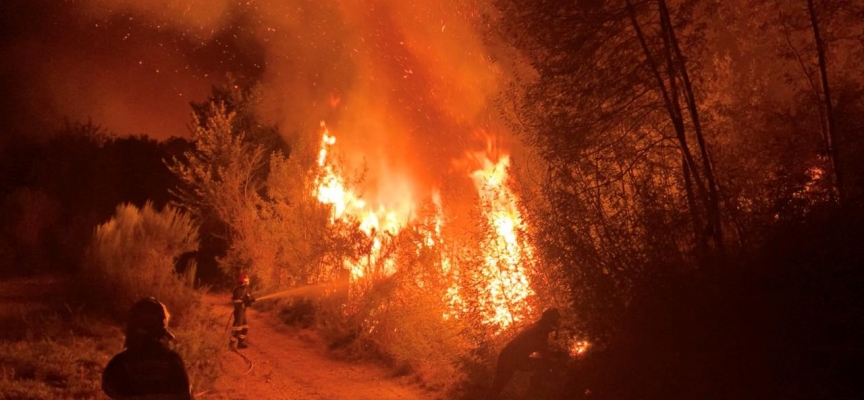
[490,0,864,398]
[0,126,186,278]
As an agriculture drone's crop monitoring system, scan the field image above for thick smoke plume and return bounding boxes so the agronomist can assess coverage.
[2,0,513,208]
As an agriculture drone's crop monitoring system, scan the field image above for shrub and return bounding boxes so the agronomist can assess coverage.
[81,202,199,315]
[79,201,224,393]
[295,222,482,393]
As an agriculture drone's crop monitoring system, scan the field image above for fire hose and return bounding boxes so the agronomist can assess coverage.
[223,311,254,375]
[221,286,332,375]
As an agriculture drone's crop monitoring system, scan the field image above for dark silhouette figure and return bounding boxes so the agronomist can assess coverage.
[230,273,256,349]
[102,297,192,399]
[489,308,561,399]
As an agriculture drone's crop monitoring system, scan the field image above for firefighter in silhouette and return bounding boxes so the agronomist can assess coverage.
[102,297,192,399]
[230,273,256,349]
[488,308,561,399]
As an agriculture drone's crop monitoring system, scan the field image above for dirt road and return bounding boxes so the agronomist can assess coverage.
[204,294,435,400]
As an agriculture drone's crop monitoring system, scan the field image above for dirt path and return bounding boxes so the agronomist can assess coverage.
[203,294,435,400]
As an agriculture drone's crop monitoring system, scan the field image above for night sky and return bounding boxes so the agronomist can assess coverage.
[0,0,508,202]
[1,0,236,140]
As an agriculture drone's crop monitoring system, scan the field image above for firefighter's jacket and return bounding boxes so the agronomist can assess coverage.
[102,339,192,399]
[232,284,255,316]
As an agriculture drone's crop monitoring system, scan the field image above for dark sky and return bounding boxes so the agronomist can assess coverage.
[0,0,512,210]
[0,0,266,140]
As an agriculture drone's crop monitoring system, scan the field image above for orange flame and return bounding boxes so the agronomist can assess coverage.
[569,340,591,357]
[313,121,406,279]
[469,149,535,329]
[312,123,536,330]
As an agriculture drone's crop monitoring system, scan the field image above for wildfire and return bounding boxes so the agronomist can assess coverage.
[312,123,536,330]
[469,150,535,329]
[315,128,361,220]
[313,121,405,279]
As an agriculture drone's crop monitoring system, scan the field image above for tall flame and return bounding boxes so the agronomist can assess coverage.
[470,152,535,329]
[313,121,405,279]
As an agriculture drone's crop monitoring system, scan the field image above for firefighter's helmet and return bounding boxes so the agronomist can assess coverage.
[237,273,249,286]
[126,297,174,341]
[541,308,561,325]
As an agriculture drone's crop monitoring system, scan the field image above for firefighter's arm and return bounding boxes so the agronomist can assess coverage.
[538,330,561,360]
[171,352,194,399]
[244,293,256,306]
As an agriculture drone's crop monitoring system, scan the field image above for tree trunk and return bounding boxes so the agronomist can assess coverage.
[682,155,707,262]
[626,0,713,263]
[658,0,725,260]
[807,0,843,203]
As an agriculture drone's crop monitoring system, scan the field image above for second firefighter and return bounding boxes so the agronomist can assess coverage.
[231,273,256,349]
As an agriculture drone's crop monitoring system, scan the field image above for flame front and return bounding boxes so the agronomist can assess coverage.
[315,128,361,221]
[313,121,404,279]
[313,123,536,330]
[470,152,535,329]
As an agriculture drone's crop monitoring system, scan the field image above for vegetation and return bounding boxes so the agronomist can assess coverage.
[489,0,864,398]
[0,312,121,400]
[166,85,354,290]
[0,126,185,278]
[0,1,862,399]
[82,202,199,314]
[166,86,479,391]
[81,201,223,394]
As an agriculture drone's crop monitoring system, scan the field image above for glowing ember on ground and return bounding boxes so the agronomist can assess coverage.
[569,340,591,356]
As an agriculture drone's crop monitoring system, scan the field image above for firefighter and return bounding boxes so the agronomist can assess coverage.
[231,273,256,349]
[488,308,561,399]
[102,297,192,400]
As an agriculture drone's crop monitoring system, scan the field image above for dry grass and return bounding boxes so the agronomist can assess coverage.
[0,276,121,400]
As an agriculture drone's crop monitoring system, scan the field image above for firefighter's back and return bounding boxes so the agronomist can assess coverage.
[102,342,192,399]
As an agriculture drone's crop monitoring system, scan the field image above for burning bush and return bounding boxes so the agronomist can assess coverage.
[325,219,474,389]
[268,126,572,394]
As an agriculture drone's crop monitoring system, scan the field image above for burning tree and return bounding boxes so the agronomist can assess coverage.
[167,86,359,289]
[302,122,558,388]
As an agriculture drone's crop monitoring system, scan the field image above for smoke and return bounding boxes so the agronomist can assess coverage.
[0,0,245,140]
[3,0,510,206]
